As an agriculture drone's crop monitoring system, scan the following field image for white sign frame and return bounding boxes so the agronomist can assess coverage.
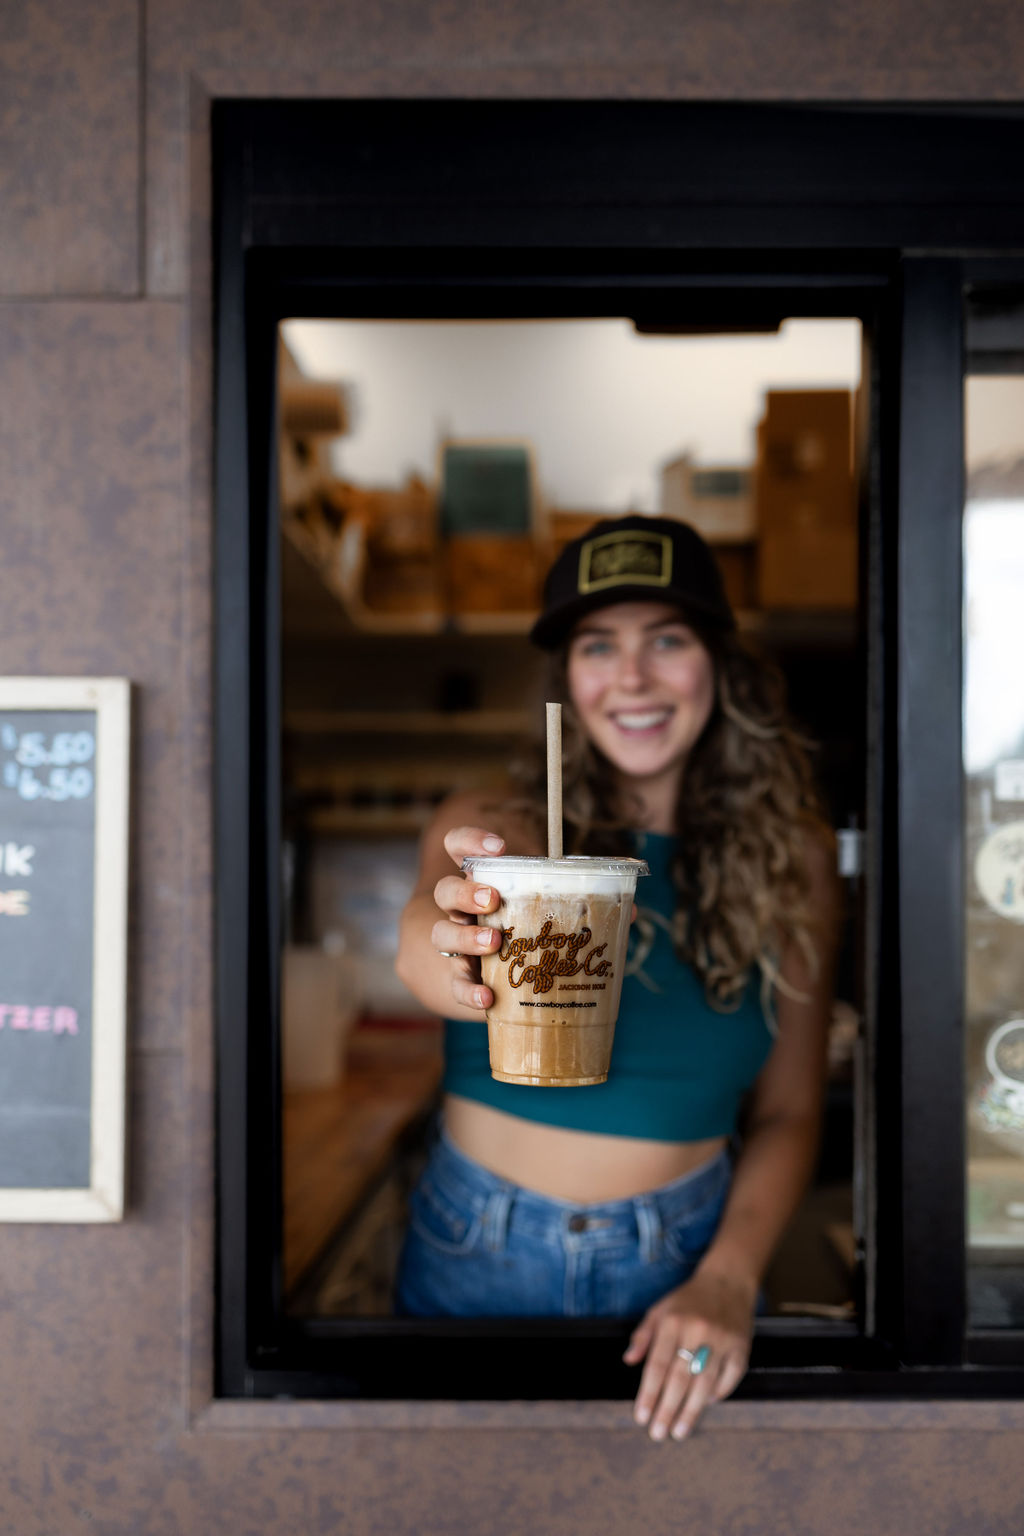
[0,678,130,1221]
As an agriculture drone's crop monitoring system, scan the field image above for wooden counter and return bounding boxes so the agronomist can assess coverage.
[282,1021,443,1294]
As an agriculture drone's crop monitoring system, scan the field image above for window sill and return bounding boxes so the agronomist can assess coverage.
[193,1393,1024,1435]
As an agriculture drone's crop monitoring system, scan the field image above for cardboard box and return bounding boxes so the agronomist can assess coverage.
[762,388,851,443]
[758,463,854,534]
[361,553,443,614]
[364,479,436,559]
[757,525,858,610]
[445,535,542,613]
[712,542,757,612]
[661,455,755,542]
[330,478,437,560]
[756,391,854,534]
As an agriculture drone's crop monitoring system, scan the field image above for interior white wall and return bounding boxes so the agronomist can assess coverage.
[282,317,862,513]
[966,375,1024,468]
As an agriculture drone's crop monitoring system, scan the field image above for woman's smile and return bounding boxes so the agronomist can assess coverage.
[607,706,676,737]
[566,600,717,821]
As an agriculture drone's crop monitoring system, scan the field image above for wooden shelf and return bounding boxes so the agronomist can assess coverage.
[282,517,538,638]
[452,611,536,635]
[283,512,858,648]
[304,806,435,836]
[737,608,857,648]
[284,708,532,737]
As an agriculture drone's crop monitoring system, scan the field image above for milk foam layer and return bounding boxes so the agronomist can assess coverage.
[462,855,647,898]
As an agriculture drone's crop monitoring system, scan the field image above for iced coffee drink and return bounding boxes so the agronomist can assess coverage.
[461,855,648,1086]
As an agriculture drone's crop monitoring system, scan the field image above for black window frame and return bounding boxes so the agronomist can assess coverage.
[214,100,1024,1400]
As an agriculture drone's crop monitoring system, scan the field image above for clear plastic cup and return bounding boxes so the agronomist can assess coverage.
[461,854,648,1086]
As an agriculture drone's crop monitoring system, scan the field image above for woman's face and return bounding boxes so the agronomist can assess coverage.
[566,601,716,798]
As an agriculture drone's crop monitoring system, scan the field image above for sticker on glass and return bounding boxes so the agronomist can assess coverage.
[995,760,1024,802]
[975,820,1024,922]
[978,1019,1024,1134]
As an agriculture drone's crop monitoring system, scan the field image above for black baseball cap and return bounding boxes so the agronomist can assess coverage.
[529,514,736,650]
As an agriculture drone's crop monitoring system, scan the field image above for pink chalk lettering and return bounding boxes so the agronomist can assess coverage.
[0,1003,78,1035]
[53,1007,78,1035]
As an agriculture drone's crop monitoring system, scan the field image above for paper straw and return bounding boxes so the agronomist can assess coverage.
[546,702,563,859]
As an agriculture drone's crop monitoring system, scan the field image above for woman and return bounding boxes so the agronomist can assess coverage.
[395,514,839,1440]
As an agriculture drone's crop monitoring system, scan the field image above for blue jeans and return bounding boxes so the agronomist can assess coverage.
[395,1127,731,1319]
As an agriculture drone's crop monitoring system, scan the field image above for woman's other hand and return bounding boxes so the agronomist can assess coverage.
[430,826,506,1013]
[622,1267,756,1441]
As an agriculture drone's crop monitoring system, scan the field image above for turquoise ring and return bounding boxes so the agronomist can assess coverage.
[676,1344,712,1376]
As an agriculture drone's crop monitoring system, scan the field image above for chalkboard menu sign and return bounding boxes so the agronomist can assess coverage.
[0,679,130,1220]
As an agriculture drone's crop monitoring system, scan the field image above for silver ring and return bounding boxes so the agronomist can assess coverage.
[676,1345,712,1376]
[437,950,461,959]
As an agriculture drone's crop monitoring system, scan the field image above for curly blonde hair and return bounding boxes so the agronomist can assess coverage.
[516,627,833,1010]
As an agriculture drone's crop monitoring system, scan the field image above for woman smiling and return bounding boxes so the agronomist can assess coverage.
[395,514,839,1441]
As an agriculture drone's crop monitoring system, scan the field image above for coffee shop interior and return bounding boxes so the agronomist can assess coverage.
[276,313,868,1320]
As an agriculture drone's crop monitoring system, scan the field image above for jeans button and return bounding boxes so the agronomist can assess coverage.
[568,1213,588,1233]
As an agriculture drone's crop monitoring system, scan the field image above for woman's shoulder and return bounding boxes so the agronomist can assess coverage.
[797,816,838,882]
[791,816,840,939]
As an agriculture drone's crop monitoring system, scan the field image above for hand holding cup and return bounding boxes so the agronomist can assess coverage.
[431,827,507,1013]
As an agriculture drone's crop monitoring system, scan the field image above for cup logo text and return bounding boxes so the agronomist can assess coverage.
[498,920,612,994]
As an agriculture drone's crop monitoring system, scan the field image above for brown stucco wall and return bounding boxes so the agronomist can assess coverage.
[4,3,1024,1531]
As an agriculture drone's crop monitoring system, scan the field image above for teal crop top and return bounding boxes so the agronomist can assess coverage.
[442,832,776,1142]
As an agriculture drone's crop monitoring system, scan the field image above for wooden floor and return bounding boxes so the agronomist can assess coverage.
[282,1021,443,1294]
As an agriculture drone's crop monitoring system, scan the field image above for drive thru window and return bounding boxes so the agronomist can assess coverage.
[213,101,1024,1399]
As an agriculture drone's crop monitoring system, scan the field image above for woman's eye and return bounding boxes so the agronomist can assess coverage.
[575,638,614,658]
[653,630,690,651]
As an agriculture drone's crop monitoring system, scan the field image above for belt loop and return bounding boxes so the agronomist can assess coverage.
[483,1186,513,1252]
[634,1195,661,1263]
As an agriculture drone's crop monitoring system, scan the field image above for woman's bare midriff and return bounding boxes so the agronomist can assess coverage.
[444,1094,728,1204]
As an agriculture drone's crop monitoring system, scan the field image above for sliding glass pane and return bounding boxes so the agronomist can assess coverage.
[964,359,1024,1327]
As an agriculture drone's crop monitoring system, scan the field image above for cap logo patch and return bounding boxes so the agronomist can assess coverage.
[578,530,673,594]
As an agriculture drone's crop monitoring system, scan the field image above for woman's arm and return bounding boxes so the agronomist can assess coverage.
[624,833,842,1440]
